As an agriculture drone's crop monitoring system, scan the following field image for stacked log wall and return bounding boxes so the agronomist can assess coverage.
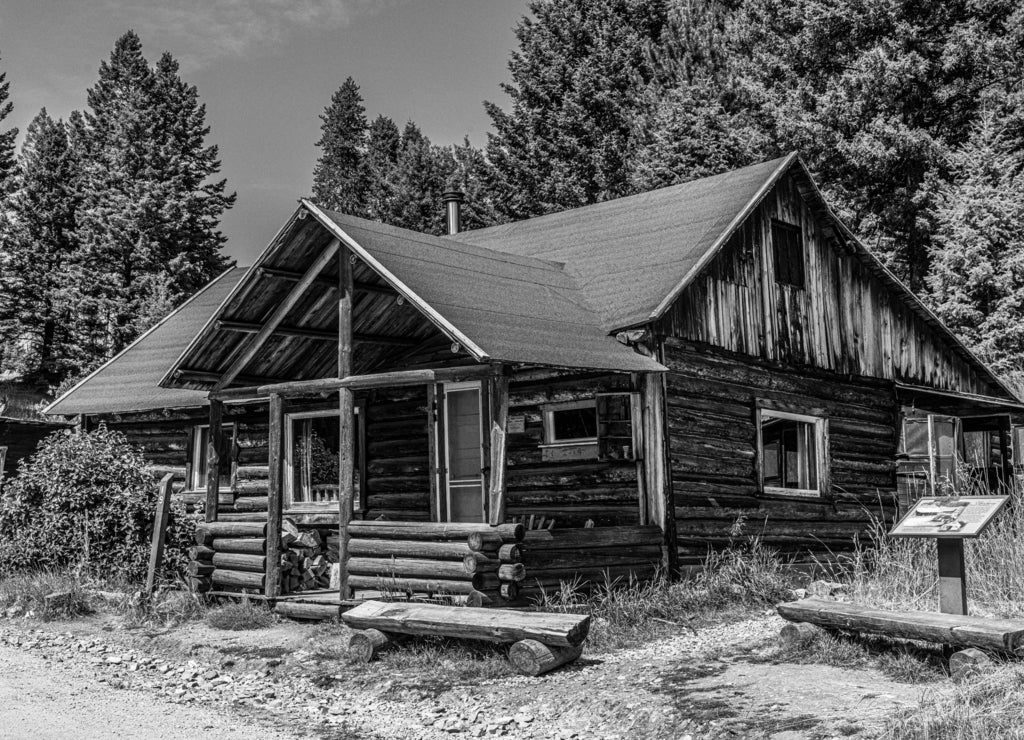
[661,339,898,563]
[363,387,431,521]
[504,374,640,527]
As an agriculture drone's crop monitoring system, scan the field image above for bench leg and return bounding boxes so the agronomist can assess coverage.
[348,628,404,663]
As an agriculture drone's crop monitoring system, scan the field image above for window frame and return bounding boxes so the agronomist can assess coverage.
[771,218,805,289]
[756,407,828,499]
[189,423,237,492]
[284,407,361,511]
[541,399,599,447]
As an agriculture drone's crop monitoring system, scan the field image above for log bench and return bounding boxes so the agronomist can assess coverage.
[778,598,1024,654]
[341,599,589,675]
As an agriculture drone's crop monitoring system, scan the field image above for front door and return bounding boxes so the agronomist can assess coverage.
[440,381,485,522]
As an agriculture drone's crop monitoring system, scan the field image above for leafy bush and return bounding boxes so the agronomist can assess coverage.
[0,427,198,584]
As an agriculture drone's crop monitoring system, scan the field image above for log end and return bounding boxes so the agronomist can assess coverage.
[348,628,397,663]
[509,639,582,676]
[779,621,821,647]
[949,647,993,682]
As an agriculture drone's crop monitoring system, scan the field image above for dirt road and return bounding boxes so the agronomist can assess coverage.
[0,644,297,740]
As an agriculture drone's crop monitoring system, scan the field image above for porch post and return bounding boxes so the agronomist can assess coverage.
[488,373,510,526]
[204,398,223,523]
[338,247,355,600]
[642,371,678,576]
[265,393,284,598]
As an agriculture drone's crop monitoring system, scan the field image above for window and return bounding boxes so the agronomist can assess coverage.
[543,400,598,445]
[285,409,361,510]
[758,409,826,497]
[190,424,236,491]
[0,446,6,489]
[771,219,805,288]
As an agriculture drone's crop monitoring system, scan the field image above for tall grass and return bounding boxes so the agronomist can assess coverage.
[535,539,794,650]
[839,471,1024,617]
[0,569,91,620]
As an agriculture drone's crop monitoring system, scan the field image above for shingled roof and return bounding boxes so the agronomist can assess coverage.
[46,267,247,415]
[447,155,794,330]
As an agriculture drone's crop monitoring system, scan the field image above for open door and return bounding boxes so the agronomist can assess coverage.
[438,381,486,522]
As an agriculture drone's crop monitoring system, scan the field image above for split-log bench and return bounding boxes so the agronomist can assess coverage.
[778,598,1024,654]
[342,599,590,676]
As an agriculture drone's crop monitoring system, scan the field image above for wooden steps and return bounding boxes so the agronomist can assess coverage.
[778,598,1024,653]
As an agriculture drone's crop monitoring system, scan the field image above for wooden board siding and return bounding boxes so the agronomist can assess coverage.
[505,374,640,527]
[660,172,1000,398]
[662,340,897,561]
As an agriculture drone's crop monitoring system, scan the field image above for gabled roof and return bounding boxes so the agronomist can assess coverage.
[162,204,665,389]
[448,154,795,330]
[307,203,664,373]
[45,267,247,416]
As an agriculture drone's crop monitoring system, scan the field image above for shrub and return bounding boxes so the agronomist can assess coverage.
[0,427,198,584]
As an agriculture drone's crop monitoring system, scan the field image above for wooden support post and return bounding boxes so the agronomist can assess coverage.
[205,398,224,523]
[642,370,677,577]
[338,247,355,601]
[937,538,968,615]
[488,373,509,526]
[144,474,175,596]
[265,393,284,598]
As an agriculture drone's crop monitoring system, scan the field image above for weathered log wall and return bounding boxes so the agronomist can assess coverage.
[660,171,1004,398]
[0,418,68,482]
[662,340,898,563]
[363,387,431,521]
[504,373,640,527]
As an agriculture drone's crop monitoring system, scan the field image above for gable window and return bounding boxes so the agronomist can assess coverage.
[543,400,598,445]
[190,423,236,491]
[771,219,805,288]
[758,409,826,498]
[285,409,361,510]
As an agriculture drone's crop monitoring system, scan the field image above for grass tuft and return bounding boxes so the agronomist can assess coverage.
[883,665,1024,739]
[533,538,794,650]
[205,594,276,631]
[0,569,90,620]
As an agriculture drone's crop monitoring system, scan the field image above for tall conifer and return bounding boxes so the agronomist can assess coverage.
[312,77,369,215]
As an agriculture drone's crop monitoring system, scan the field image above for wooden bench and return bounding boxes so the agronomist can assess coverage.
[342,599,590,675]
[778,598,1024,654]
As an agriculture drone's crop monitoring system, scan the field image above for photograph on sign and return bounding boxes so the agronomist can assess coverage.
[890,495,1009,538]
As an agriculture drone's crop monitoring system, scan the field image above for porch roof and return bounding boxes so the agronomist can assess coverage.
[161,203,664,392]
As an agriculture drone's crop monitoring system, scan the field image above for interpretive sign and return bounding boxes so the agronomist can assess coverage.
[890,495,1009,539]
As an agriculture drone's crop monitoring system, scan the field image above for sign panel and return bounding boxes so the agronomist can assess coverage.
[890,495,1009,539]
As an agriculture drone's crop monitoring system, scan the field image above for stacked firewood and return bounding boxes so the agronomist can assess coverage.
[278,520,340,594]
[344,521,526,606]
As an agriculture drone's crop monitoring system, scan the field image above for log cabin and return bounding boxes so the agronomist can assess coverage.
[45,153,1024,605]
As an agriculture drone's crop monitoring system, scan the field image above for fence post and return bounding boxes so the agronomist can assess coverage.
[145,473,175,596]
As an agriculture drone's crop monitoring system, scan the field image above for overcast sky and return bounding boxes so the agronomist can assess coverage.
[0,0,530,265]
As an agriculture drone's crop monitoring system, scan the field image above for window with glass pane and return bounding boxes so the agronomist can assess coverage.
[287,413,351,508]
[759,410,823,496]
[192,426,209,491]
[545,401,597,444]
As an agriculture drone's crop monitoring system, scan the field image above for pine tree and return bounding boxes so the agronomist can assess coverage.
[0,52,17,191]
[71,31,233,362]
[0,110,81,388]
[485,0,671,219]
[364,114,401,223]
[385,122,450,234]
[630,0,768,190]
[926,111,1024,376]
[312,77,369,215]
[731,0,1024,289]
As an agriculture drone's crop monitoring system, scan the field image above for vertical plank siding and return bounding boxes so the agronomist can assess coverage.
[661,174,1001,397]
